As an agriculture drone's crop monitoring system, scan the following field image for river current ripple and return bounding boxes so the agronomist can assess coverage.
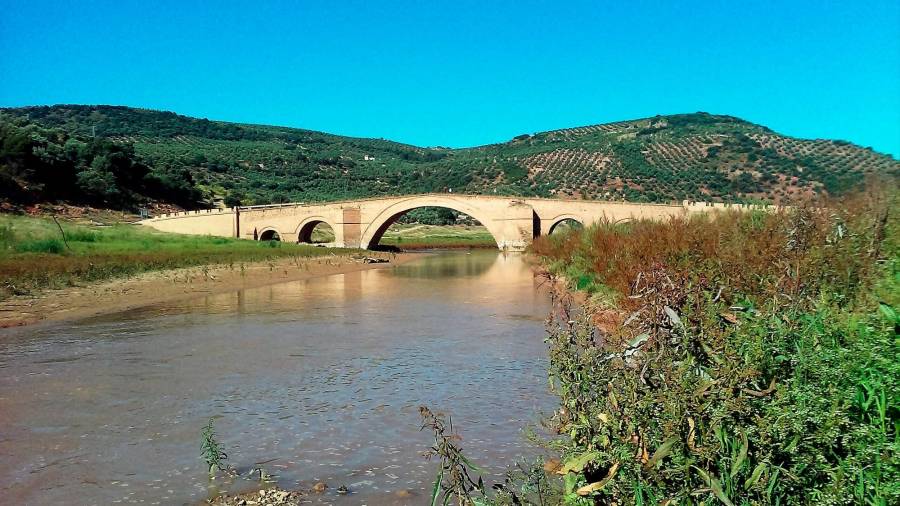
[0,251,557,505]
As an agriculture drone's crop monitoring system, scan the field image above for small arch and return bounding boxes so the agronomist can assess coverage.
[297,219,336,244]
[548,217,584,235]
[258,228,281,241]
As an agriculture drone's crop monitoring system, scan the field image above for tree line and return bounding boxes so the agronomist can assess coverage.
[0,114,201,208]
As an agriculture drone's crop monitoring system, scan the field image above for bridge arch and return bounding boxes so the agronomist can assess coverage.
[359,196,504,250]
[296,216,339,244]
[547,215,585,235]
[258,227,282,241]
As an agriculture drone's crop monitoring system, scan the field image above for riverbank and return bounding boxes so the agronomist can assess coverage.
[0,214,499,328]
[526,188,898,504]
[0,251,416,328]
[0,213,368,301]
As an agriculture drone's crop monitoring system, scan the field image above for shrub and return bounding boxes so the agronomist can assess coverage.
[531,186,898,504]
[15,238,66,254]
[200,417,228,475]
[0,223,15,249]
[65,229,98,242]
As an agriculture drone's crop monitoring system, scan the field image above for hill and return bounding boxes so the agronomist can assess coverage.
[1,105,897,210]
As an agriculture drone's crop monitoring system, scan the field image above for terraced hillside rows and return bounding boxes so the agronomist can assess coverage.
[1,106,896,209]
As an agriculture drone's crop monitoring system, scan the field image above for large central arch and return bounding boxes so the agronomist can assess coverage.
[359,196,505,250]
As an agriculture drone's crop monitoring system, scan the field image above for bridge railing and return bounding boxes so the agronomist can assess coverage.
[229,193,781,212]
[681,200,782,212]
[149,208,234,220]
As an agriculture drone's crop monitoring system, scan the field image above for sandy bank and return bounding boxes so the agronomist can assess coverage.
[0,252,419,329]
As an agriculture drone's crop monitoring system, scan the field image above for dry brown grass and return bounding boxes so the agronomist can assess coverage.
[532,186,893,310]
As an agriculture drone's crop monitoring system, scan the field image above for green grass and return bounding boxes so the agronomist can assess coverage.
[0,214,356,299]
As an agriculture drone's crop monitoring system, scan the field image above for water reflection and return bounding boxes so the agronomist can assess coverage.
[390,251,500,278]
[0,251,556,505]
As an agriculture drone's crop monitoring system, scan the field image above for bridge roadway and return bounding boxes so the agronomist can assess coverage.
[140,194,756,251]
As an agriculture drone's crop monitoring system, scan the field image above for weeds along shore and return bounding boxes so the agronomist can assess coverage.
[518,185,899,505]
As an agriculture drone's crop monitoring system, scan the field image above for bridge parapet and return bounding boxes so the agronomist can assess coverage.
[681,200,782,214]
[149,208,234,220]
[142,207,236,237]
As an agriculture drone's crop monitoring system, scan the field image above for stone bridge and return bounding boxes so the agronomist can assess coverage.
[141,194,756,251]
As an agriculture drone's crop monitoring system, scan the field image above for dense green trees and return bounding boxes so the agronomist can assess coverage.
[0,113,201,208]
[223,191,244,208]
[397,207,472,225]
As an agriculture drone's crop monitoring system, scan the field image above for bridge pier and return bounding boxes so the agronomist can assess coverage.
[339,208,361,248]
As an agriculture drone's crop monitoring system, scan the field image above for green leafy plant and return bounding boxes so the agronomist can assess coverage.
[420,406,488,506]
[491,458,561,506]
[200,417,228,476]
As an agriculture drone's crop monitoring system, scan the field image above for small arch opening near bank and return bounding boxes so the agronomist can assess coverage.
[548,217,584,235]
[258,229,281,241]
[363,204,500,251]
[297,219,337,245]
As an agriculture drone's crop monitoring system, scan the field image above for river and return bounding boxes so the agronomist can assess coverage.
[0,251,558,505]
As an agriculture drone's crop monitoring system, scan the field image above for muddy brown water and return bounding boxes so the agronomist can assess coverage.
[0,251,558,505]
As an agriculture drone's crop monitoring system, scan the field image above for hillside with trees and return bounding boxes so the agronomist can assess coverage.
[1,105,896,210]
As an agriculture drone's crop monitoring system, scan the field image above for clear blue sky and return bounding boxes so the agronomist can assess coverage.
[1,0,899,155]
